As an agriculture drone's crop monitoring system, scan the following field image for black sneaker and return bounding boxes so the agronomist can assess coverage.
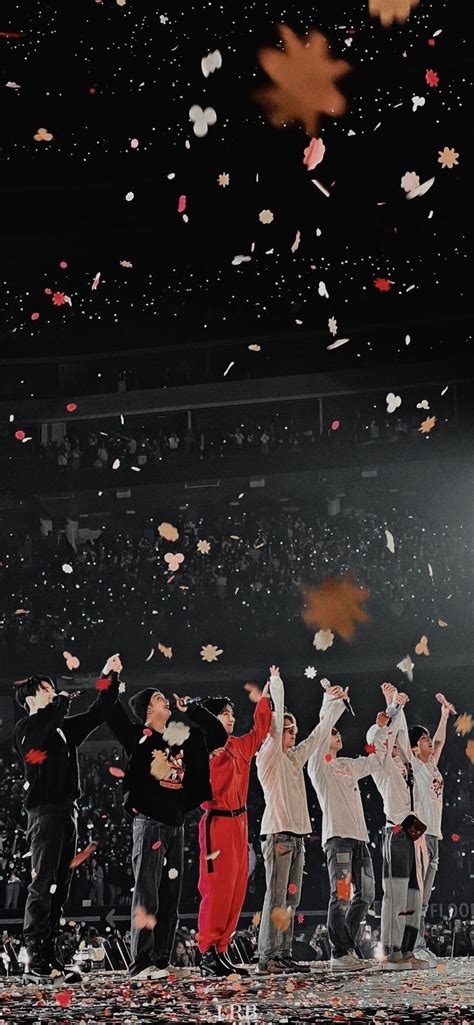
[200,947,232,978]
[24,960,63,983]
[217,951,249,977]
[280,957,311,973]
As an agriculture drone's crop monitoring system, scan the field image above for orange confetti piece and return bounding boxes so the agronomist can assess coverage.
[302,575,370,641]
[69,842,97,868]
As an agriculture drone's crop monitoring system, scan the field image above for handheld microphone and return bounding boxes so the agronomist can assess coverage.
[435,692,457,715]
[320,678,355,717]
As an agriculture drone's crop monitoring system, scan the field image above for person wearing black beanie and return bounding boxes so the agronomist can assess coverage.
[101,671,227,981]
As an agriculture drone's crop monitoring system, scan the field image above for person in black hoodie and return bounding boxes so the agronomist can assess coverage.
[13,653,121,982]
[102,673,227,980]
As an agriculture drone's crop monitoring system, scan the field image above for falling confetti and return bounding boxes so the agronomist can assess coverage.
[302,576,371,641]
[200,643,224,662]
[254,25,350,134]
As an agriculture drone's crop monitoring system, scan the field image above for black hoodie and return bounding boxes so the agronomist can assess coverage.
[103,676,227,825]
[13,677,116,813]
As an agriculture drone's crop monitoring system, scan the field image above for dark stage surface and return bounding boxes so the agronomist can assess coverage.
[1,961,473,1024]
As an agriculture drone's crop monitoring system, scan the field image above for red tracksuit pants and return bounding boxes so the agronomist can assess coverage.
[197,811,249,953]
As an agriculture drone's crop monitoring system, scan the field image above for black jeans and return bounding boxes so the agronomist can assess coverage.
[23,806,77,952]
[324,837,375,958]
[130,815,184,973]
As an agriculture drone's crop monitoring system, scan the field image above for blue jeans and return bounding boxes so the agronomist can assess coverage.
[130,816,184,973]
[258,833,305,964]
[324,837,375,958]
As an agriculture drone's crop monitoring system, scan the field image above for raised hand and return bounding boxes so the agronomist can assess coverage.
[381,682,396,705]
[244,682,263,704]
[102,653,122,676]
[173,693,191,714]
[268,665,280,679]
[376,710,390,728]
[396,691,410,707]
[326,685,348,700]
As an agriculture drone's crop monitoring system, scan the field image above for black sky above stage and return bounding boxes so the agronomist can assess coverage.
[0,0,472,365]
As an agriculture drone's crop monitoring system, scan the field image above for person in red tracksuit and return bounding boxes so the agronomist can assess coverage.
[197,683,272,977]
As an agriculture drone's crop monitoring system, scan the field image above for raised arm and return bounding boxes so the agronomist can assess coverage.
[63,655,124,748]
[185,702,228,753]
[232,687,272,761]
[350,718,390,780]
[15,694,70,753]
[298,687,347,772]
[432,704,449,764]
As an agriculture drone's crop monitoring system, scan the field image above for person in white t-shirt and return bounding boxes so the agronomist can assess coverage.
[256,667,347,975]
[368,685,431,971]
[405,704,449,959]
[307,689,395,972]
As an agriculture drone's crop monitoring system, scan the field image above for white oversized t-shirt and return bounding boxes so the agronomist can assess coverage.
[412,757,444,839]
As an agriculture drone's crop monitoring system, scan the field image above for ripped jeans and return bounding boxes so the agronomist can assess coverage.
[324,837,375,958]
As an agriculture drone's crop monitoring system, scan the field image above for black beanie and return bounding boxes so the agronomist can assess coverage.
[128,688,163,724]
[408,724,429,748]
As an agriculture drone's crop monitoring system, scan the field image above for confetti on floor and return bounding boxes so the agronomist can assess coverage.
[1,960,472,1023]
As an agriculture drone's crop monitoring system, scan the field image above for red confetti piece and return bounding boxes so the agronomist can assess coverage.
[331,420,340,431]
[69,842,97,868]
[66,402,77,413]
[297,913,304,924]
[54,991,72,1008]
[108,766,125,778]
[425,68,439,87]
[59,260,68,269]
[428,38,435,46]
[142,727,152,738]
[152,840,162,850]
[177,195,187,213]
[89,86,96,94]
[324,753,333,762]
[451,833,460,842]
[31,312,40,321]
[393,823,403,834]
[0,31,23,38]
[364,743,377,754]
[374,277,392,292]
[14,430,26,441]
[288,883,298,894]
[25,748,47,765]
[95,676,112,691]
[52,291,66,306]
[44,287,52,295]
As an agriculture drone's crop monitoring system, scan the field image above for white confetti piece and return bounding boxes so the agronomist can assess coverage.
[385,529,395,554]
[397,655,414,682]
[304,666,317,679]
[201,50,222,78]
[223,361,234,377]
[407,176,435,200]
[311,179,330,197]
[125,191,134,202]
[441,385,449,396]
[112,458,120,470]
[291,230,301,253]
[168,867,179,879]
[327,337,350,350]
[62,563,73,574]
[318,280,329,298]
[232,254,251,266]
[428,563,433,578]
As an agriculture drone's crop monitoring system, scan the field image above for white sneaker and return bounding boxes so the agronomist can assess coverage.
[330,953,363,972]
[414,948,438,964]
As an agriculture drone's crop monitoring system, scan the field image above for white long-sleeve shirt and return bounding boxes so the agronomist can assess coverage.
[368,705,417,826]
[387,707,444,837]
[256,676,343,836]
[307,709,389,846]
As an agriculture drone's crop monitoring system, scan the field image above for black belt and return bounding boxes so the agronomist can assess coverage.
[205,806,247,873]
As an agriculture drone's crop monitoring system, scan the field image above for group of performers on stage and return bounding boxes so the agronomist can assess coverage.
[13,656,450,983]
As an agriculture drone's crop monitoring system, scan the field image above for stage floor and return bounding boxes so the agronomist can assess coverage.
[1,959,472,1024]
